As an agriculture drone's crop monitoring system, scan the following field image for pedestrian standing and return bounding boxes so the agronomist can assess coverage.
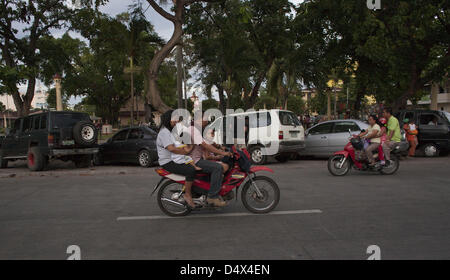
[403,118,418,157]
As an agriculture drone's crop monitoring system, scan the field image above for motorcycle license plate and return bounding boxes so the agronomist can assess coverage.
[62,140,75,146]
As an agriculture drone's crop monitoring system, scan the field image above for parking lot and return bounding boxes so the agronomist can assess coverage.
[1,156,450,260]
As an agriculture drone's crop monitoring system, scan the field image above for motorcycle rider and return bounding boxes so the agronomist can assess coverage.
[377,117,388,165]
[156,110,197,208]
[358,115,381,167]
[186,111,233,207]
[382,107,402,166]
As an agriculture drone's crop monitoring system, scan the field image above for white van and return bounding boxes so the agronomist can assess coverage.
[207,109,305,164]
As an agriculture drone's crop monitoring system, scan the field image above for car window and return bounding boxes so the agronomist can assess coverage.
[40,115,47,129]
[143,127,157,136]
[33,116,40,130]
[333,122,360,133]
[128,129,143,140]
[419,113,442,125]
[278,111,301,126]
[112,130,128,141]
[51,113,90,128]
[258,112,271,127]
[22,117,32,132]
[443,111,450,123]
[13,119,22,131]
[309,123,333,135]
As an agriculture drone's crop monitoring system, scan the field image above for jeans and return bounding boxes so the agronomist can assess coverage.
[196,159,223,199]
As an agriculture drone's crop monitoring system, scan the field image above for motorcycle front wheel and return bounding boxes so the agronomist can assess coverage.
[328,155,350,176]
[241,176,280,214]
[157,180,192,217]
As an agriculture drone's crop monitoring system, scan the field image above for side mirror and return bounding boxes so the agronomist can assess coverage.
[106,137,112,143]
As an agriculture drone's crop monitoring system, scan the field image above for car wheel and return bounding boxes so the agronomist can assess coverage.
[27,147,46,171]
[0,150,8,169]
[138,150,152,168]
[422,143,440,157]
[93,153,104,166]
[249,146,267,165]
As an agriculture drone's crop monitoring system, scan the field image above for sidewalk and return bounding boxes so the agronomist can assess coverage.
[0,159,155,179]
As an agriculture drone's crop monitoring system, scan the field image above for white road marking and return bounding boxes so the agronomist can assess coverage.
[117,209,322,221]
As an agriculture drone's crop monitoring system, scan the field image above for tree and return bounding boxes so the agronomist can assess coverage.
[144,0,225,114]
[0,0,106,116]
[295,0,450,113]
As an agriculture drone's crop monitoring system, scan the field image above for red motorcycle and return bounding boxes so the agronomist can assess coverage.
[151,148,280,216]
[328,131,400,176]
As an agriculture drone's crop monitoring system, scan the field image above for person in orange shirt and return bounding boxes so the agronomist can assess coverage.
[403,118,419,157]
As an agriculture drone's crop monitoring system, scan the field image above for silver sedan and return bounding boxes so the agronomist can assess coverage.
[301,120,369,157]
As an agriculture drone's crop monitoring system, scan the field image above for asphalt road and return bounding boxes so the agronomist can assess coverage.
[0,156,450,260]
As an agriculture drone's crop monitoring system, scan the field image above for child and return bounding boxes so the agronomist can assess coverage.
[378,117,387,165]
[202,128,231,173]
[171,141,202,170]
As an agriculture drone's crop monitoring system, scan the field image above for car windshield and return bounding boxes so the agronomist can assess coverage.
[278,111,301,126]
[443,111,450,123]
[52,113,90,128]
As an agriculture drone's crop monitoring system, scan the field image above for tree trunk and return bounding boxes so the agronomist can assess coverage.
[217,84,226,114]
[11,78,35,117]
[393,63,421,112]
[145,0,184,114]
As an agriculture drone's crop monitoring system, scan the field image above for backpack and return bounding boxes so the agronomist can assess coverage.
[232,146,252,172]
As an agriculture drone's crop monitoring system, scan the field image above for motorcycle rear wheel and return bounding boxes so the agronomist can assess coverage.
[379,155,400,175]
[241,176,280,214]
[157,180,192,217]
[328,155,350,176]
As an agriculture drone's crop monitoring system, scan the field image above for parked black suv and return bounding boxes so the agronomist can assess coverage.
[0,111,99,171]
[396,109,450,157]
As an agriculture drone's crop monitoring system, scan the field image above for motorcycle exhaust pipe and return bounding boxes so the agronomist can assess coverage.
[161,197,187,208]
